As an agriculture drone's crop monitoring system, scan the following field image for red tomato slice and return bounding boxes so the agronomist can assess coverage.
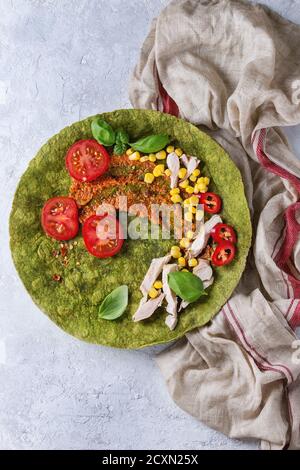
[82,214,124,259]
[211,223,237,244]
[66,139,110,182]
[198,192,222,214]
[41,196,79,241]
[211,241,236,266]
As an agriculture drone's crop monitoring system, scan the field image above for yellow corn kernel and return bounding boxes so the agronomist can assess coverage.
[198,177,209,185]
[186,230,194,240]
[185,185,195,194]
[153,168,161,177]
[175,148,183,157]
[183,198,191,206]
[129,151,141,161]
[199,185,208,193]
[180,238,191,249]
[170,188,180,195]
[189,174,197,183]
[144,173,155,184]
[149,154,157,162]
[171,194,183,204]
[148,287,159,299]
[178,257,186,267]
[188,205,197,214]
[153,164,165,177]
[153,280,163,290]
[192,169,201,177]
[179,179,189,189]
[166,145,175,154]
[171,246,181,258]
[156,150,167,160]
[178,167,187,179]
[190,195,199,205]
[140,155,149,162]
[184,212,194,222]
[188,258,198,268]
[126,148,133,156]
[194,185,200,194]
[165,169,171,177]
[197,180,207,189]
[171,251,182,260]
[181,268,189,272]
[196,210,204,221]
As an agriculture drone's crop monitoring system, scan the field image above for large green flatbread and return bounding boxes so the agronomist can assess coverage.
[10,110,251,348]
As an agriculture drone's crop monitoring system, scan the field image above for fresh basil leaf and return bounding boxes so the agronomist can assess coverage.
[130,134,170,153]
[116,129,129,145]
[114,130,130,155]
[91,118,116,147]
[114,141,127,155]
[168,271,207,303]
[98,285,128,320]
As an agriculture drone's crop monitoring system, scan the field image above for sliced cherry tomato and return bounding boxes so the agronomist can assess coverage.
[41,196,79,241]
[211,223,237,244]
[82,214,124,259]
[211,241,236,267]
[66,139,110,182]
[198,192,222,214]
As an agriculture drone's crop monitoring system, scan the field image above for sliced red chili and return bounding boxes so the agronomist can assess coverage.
[198,192,222,214]
[211,241,236,267]
[211,223,237,244]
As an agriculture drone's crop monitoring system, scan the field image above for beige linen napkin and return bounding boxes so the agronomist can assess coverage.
[129,0,300,449]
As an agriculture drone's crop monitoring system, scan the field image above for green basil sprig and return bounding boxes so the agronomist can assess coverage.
[98,285,128,320]
[168,271,207,303]
[130,134,170,153]
[91,118,116,146]
[114,129,129,155]
[91,119,171,156]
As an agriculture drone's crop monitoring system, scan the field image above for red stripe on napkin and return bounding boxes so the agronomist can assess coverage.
[255,129,300,326]
[155,67,179,117]
[256,129,300,193]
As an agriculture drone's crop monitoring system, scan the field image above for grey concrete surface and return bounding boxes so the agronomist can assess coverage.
[0,0,299,450]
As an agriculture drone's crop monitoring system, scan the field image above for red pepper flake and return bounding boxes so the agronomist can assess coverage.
[52,274,62,282]
[60,245,68,258]
[52,250,59,258]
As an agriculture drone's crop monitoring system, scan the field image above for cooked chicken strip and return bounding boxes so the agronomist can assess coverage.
[193,258,213,282]
[180,155,200,180]
[140,254,172,297]
[162,264,178,331]
[133,294,165,322]
[167,152,180,189]
[189,214,223,257]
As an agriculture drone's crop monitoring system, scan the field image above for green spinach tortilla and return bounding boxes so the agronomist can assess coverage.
[9,109,252,348]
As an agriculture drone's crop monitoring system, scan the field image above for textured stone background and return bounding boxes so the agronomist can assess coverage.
[0,0,300,450]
